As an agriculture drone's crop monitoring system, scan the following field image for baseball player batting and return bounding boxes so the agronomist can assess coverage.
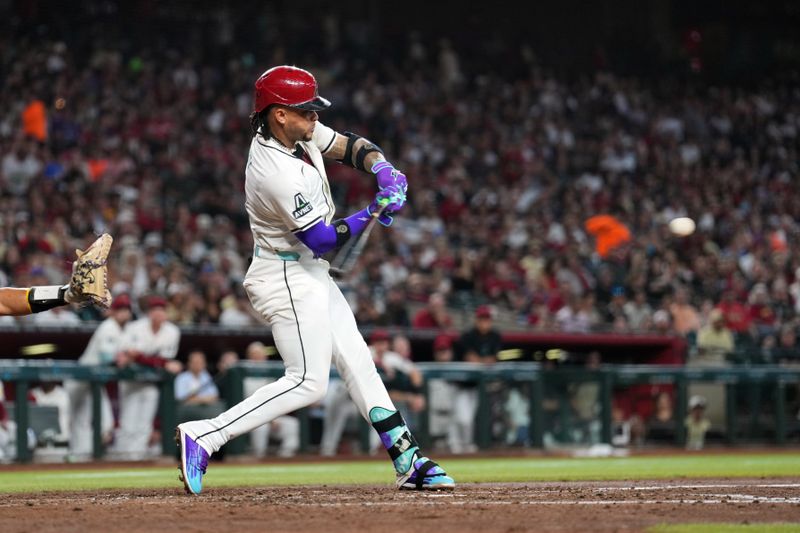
[176,65,454,494]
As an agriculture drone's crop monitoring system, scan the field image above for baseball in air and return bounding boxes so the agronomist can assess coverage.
[668,217,696,236]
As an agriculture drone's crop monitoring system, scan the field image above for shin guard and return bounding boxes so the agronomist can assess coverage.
[369,407,419,475]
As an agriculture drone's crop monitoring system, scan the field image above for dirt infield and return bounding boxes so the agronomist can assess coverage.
[1,479,799,533]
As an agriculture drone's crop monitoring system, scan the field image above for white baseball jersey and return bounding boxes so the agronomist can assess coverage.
[118,317,180,359]
[78,317,127,365]
[245,122,337,255]
[114,317,180,459]
[181,121,398,456]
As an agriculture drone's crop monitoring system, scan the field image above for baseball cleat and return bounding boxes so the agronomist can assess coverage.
[175,425,209,495]
[396,457,455,490]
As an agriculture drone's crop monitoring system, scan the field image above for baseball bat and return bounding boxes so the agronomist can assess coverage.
[329,200,388,278]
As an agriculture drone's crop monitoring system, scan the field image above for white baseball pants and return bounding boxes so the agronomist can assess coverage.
[250,415,300,457]
[184,254,395,454]
[114,382,159,459]
[65,380,114,457]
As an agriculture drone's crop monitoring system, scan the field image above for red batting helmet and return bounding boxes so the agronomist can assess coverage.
[253,66,331,113]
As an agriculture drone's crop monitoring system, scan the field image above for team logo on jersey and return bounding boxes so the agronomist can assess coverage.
[292,193,312,219]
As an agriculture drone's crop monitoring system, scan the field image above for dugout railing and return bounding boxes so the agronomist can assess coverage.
[0,360,176,462]
[2,360,800,462]
[218,362,800,454]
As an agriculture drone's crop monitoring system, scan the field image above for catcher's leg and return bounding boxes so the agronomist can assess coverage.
[328,279,455,490]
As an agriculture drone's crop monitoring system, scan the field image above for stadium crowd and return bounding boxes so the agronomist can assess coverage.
[0,7,799,367]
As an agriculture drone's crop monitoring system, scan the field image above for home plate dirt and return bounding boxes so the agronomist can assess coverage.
[1,479,799,533]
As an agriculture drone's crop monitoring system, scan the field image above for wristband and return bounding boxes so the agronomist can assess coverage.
[28,285,68,313]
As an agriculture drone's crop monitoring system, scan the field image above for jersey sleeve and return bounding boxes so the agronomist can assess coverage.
[78,321,106,365]
[158,324,181,359]
[311,121,337,155]
[259,169,324,233]
[117,321,137,352]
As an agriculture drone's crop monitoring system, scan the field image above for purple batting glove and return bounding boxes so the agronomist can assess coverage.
[368,185,405,226]
[371,160,408,194]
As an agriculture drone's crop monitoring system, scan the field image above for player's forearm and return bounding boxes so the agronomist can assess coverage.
[0,288,32,315]
[132,353,168,368]
[0,286,69,316]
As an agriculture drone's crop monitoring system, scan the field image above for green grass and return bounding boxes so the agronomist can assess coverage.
[0,453,798,494]
[648,524,800,533]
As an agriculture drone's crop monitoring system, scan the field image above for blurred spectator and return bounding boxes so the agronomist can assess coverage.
[696,309,735,363]
[774,326,800,365]
[687,308,730,434]
[218,295,258,327]
[624,291,652,330]
[669,287,701,336]
[569,351,602,444]
[427,334,457,448]
[685,395,711,451]
[0,382,14,461]
[555,294,595,333]
[381,287,411,327]
[503,387,530,446]
[372,330,425,425]
[66,294,132,457]
[112,296,182,459]
[0,17,798,343]
[175,350,220,405]
[460,306,502,364]
[412,292,453,329]
[2,142,42,196]
[244,342,299,458]
[717,290,751,335]
[449,306,502,453]
[748,283,778,337]
[319,376,361,456]
[646,391,675,443]
[215,349,241,404]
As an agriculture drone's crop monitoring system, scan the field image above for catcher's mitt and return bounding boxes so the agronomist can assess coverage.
[66,233,113,308]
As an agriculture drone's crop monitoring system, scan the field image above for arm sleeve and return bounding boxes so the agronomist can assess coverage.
[311,122,337,155]
[295,207,373,256]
